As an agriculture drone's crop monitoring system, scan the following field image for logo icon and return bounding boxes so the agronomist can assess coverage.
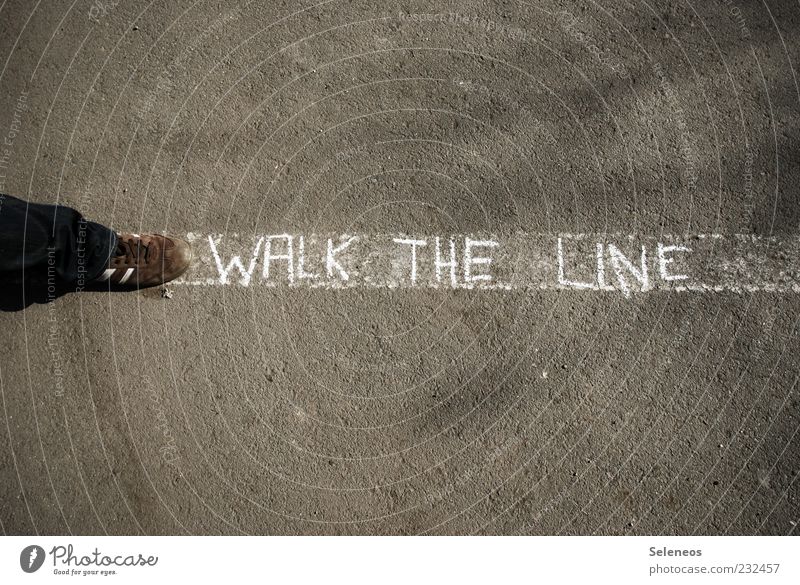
[20,545,45,573]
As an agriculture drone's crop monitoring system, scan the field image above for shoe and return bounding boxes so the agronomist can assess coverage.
[95,233,192,287]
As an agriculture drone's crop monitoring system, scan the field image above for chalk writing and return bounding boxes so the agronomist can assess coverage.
[184,233,799,295]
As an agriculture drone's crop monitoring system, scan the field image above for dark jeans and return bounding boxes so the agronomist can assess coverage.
[0,194,117,306]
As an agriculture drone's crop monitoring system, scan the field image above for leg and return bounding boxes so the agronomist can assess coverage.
[0,193,117,290]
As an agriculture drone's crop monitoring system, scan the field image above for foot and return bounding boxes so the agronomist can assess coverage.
[95,233,192,287]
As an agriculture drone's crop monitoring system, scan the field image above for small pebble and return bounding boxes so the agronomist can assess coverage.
[161,287,174,299]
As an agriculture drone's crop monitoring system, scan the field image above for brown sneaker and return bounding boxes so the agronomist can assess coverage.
[95,233,192,287]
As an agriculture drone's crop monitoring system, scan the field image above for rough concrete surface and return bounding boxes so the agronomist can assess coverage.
[0,0,798,535]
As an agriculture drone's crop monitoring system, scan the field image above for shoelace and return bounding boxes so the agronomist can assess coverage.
[116,238,152,265]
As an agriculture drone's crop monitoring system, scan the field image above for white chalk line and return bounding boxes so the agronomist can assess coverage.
[167,232,800,295]
[171,280,800,294]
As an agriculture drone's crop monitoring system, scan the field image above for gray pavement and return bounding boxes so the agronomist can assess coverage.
[0,0,798,535]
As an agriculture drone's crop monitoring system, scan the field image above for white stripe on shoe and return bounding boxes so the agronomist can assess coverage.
[97,269,116,282]
[117,267,135,284]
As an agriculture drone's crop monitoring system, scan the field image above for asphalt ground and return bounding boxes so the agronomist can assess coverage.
[1,0,799,535]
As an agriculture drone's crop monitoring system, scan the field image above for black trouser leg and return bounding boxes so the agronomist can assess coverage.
[0,193,117,291]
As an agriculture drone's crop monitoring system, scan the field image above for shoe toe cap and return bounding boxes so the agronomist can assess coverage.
[166,238,193,279]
